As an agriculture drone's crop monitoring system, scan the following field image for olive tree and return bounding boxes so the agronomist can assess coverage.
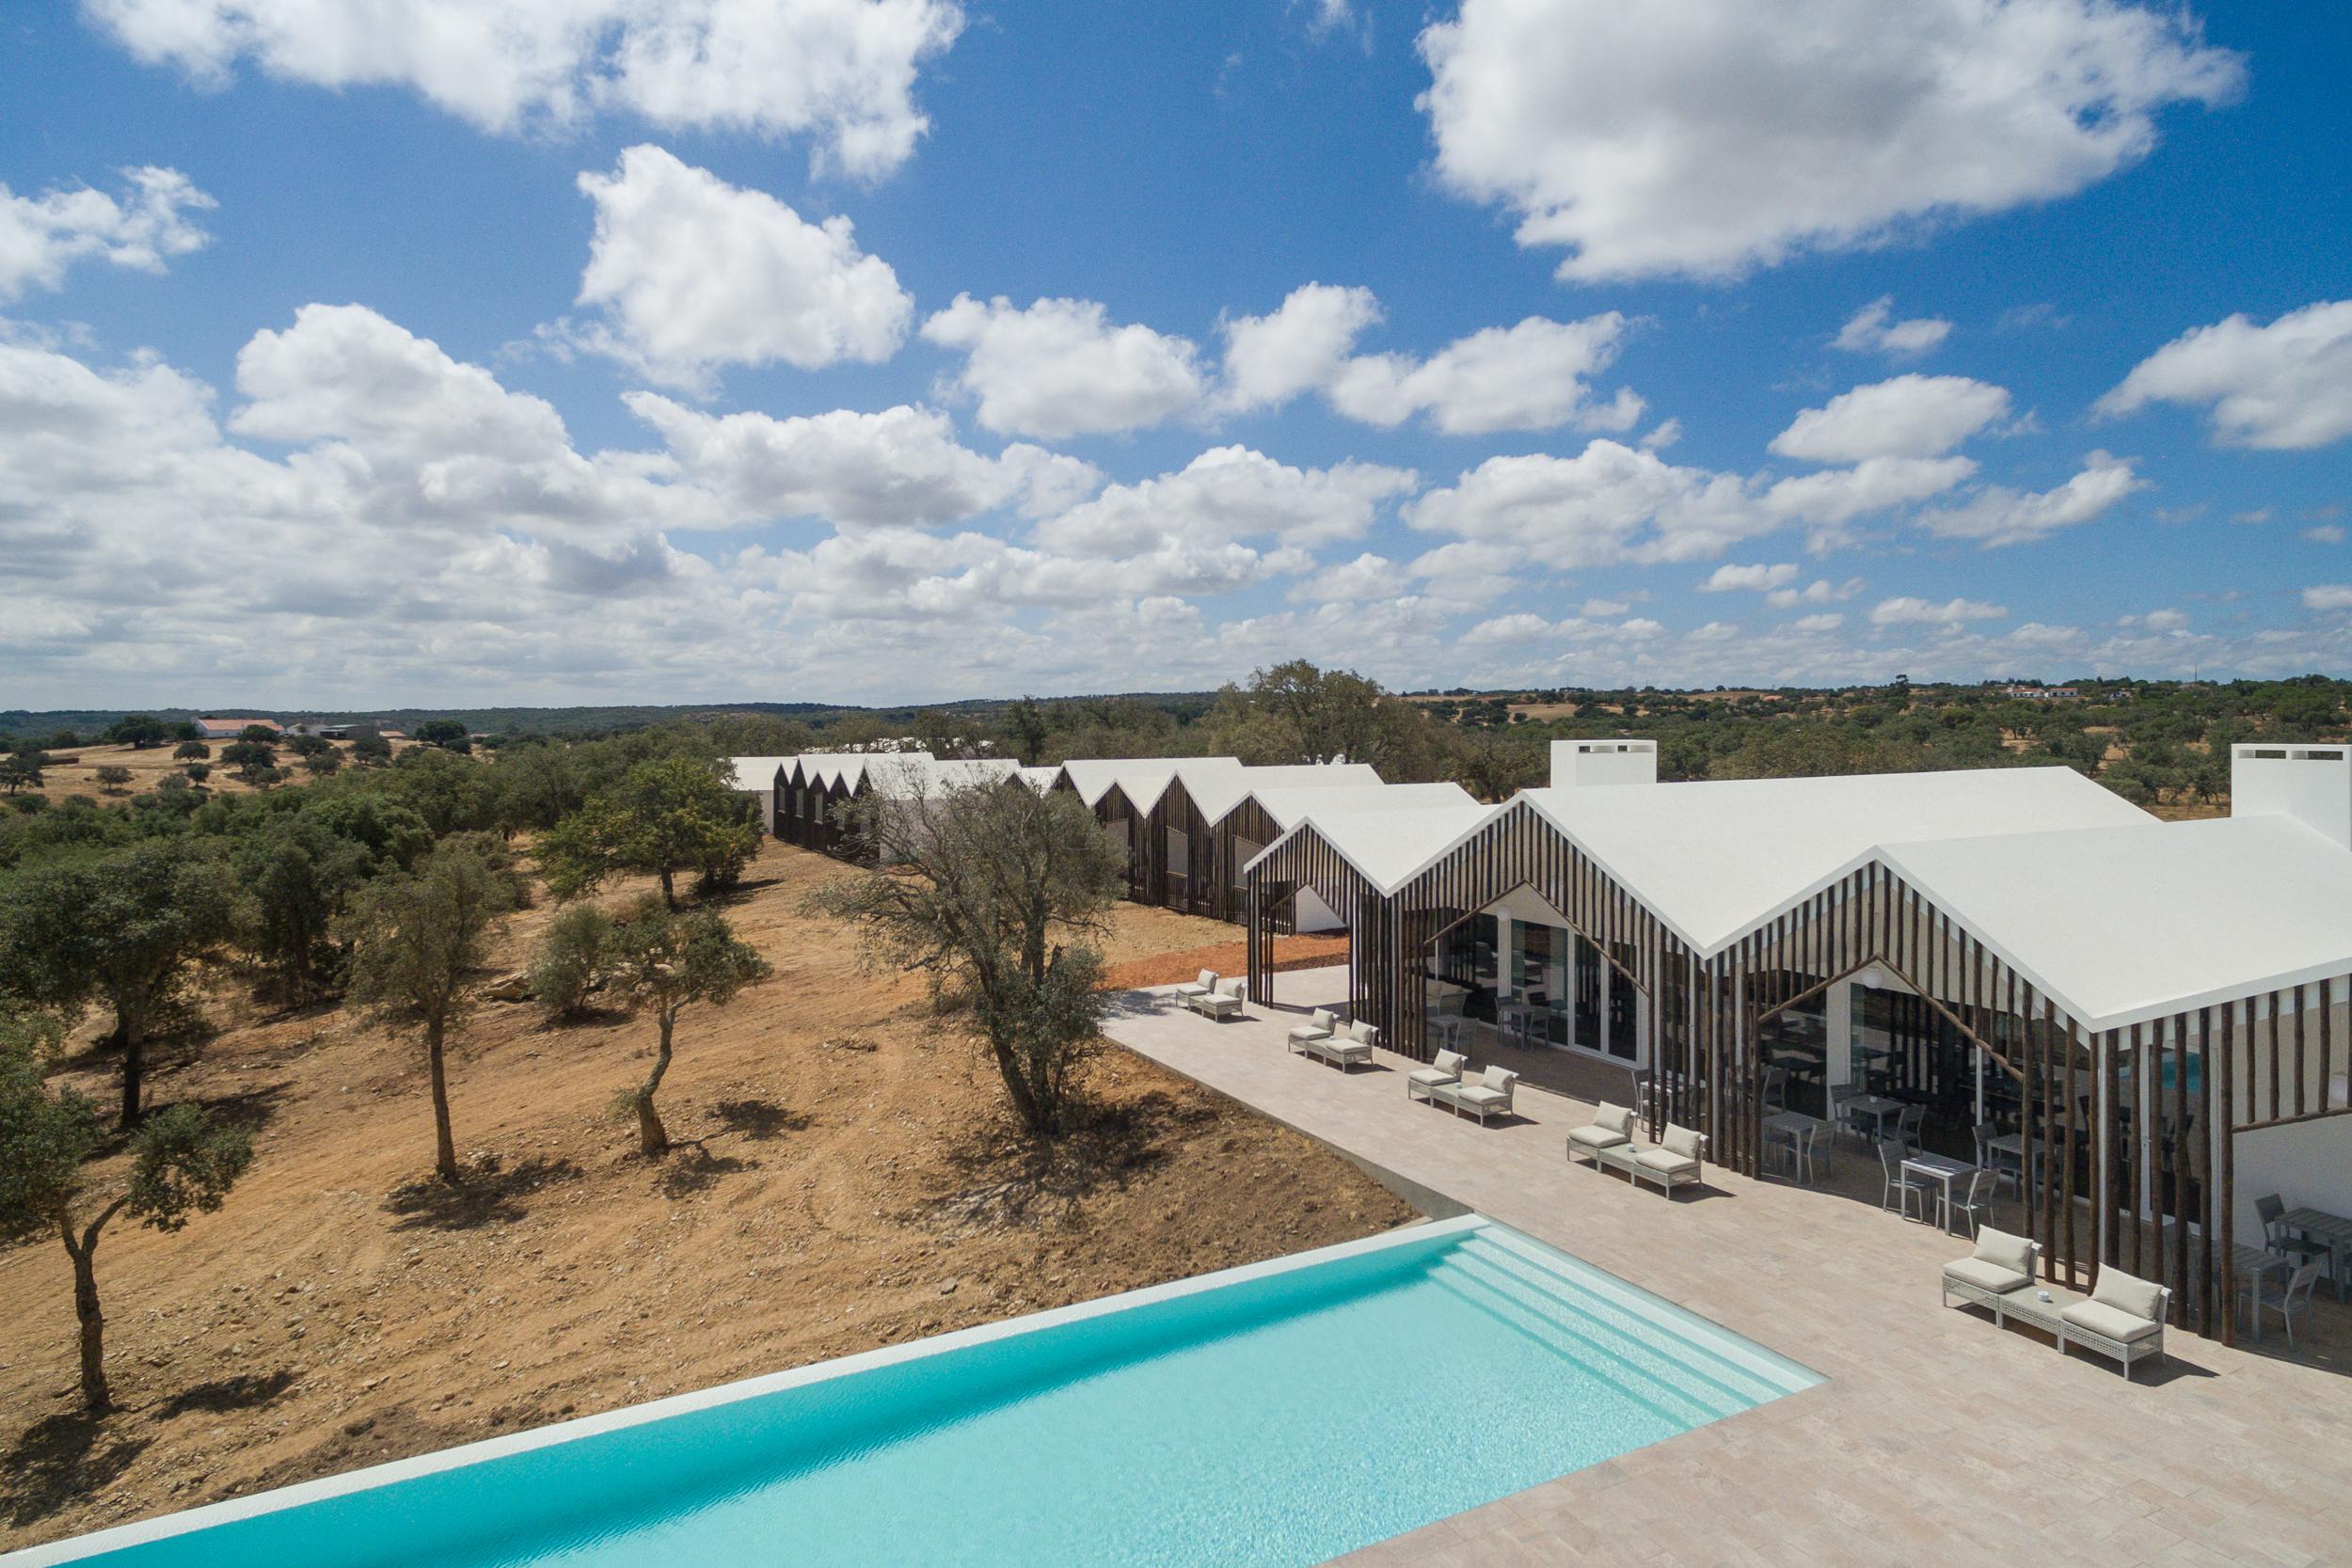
[598,898,769,1156]
[342,842,516,1182]
[806,782,1123,1135]
[0,1056,252,1412]
[0,841,236,1125]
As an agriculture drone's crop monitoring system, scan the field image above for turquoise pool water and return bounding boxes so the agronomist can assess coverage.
[25,1218,1819,1568]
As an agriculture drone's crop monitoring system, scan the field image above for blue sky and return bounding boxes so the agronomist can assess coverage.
[3,0,2348,707]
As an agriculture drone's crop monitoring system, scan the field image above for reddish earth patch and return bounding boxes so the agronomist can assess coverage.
[1100,932,1349,990]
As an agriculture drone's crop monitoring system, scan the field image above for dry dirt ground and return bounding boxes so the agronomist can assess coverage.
[0,840,1413,1552]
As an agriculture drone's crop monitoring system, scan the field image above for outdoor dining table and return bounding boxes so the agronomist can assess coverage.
[1763,1110,1829,1185]
[1899,1151,1977,1234]
[2280,1206,2352,1304]
[1840,1092,1904,1145]
[2234,1245,2296,1341]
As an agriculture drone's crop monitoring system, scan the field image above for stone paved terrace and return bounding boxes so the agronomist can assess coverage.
[1103,971,2352,1568]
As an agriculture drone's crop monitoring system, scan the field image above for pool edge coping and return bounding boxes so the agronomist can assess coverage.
[3,1214,1489,1566]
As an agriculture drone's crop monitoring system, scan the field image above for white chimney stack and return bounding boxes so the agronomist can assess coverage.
[1550,738,1659,789]
[2231,743,2352,849]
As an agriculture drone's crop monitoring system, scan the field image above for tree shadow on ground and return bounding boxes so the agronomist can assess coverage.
[382,1156,583,1232]
[154,1369,297,1419]
[1,1412,152,1528]
[712,1099,809,1141]
[652,1145,753,1197]
[195,1079,294,1138]
[929,1089,1201,1230]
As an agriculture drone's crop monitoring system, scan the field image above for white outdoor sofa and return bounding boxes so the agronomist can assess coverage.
[1292,1017,1377,1070]
[2058,1267,2171,1380]
[1406,1050,1468,1102]
[1174,969,1218,1002]
[1421,1065,1519,1126]
[1287,1007,1339,1050]
[1568,1107,1708,1196]
[1184,976,1245,1022]
[1940,1227,2042,1314]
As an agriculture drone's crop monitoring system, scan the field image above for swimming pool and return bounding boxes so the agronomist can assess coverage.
[16,1216,1820,1568]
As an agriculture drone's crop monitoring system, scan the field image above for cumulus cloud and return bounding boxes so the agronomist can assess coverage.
[1292,551,1398,604]
[1417,0,2243,280]
[1870,596,2008,626]
[1915,451,2146,546]
[1833,297,1952,357]
[0,166,214,301]
[1772,375,2011,463]
[1789,612,1845,633]
[1216,283,1381,413]
[561,147,912,391]
[1219,286,1644,434]
[625,395,1100,530]
[1766,577,1867,610]
[84,0,964,179]
[1032,445,1415,558]
[921,293,1207,438]
[1763,457,1978,530]
[2098,299,2352,450]
[1327,313,1644,434]
[1406,441,1772,566]
[1698,562,1798,593]
[2304,586,2352,612]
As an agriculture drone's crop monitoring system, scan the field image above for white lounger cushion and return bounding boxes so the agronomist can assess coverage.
[1661,1123,1703,1161]
[2059,1299,2163,1344]
[1943,1257,2031,1295]
[1214,977,1244,998]
[1634,1148,1700,1178]
[1344,1020,1377,1045]
[1593,1101,1634,1136]
[1408,1049,1466,1084]
[1288,1009,1336,1040]
[1452,1085,1508,1110]
[1971,1227,2037,1279]
[1567,1123,1629,1151]
[2089,1266,2166,1323]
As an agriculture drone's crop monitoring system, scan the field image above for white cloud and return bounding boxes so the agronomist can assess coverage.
[1766,577,1866,610]
[1217,283,1381,413]
[1772,375,2011,463]
[85,0,964,179]
[1639,418,1681,451]
[1834,297,1952,357]
[1219,288,1644,435]
[1789,612,1844,633]
[1870,596,2008,626]
[1327,313,1643,434]
[625,394,1100,530]
[2305,525,2347,545]
[921,293,1207,438]
[563,147,911,391]
[1406,440,1772,567]
[1763,456,1978,529]
[1032,445,1415,558]
[1417,0,2242,280]
[1698,562,1798,593]
[2304,586,2352,612]
[2098,300,2352,450]
[1581,596,1631,616]
[1292,551,1398,604]
[1915,451,2146,546]
[0,166,214,301]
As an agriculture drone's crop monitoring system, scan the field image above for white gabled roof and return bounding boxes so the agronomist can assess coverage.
[1874,814,2352,1031]
[1016,765,1060,793]
[862,756,1021,799]
[1508,767,2154,958]
[1057,756,1242,813]
[725,755,794,792]
[1248,798,1498,894]
[1181,762,1384,826]
[1249,781,1477,833]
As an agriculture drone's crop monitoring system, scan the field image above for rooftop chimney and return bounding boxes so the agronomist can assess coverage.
[2231,743,2352,850]
[1550,738,1658,790]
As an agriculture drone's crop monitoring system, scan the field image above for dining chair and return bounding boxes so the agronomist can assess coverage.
[1975,1119,2020,1197]
[1947,1166,1994,1239]
[2247,1260,2325,1349]
[2253,1194,2331,1271]
[1895,1101,1925,1155]
[1878,1139,1931,1222]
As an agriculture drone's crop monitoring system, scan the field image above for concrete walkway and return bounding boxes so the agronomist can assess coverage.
[1104,978,2348,1568]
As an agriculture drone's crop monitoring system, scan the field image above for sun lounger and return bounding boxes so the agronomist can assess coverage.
[1186,976,1245,1022]
[1565,1101,1636,1163]
[1427,1066,1518,1125]
[1940,1227,2041,1314]
[1583,1122,1707,1195]
[1174,969,1217,1001]
[1285,1008,1338,1049]
[2058,1266,2169,1380]
[1406,1049,1467,1103]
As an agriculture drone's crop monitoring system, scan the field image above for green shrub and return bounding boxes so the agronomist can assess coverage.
[531,903,612,1019]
